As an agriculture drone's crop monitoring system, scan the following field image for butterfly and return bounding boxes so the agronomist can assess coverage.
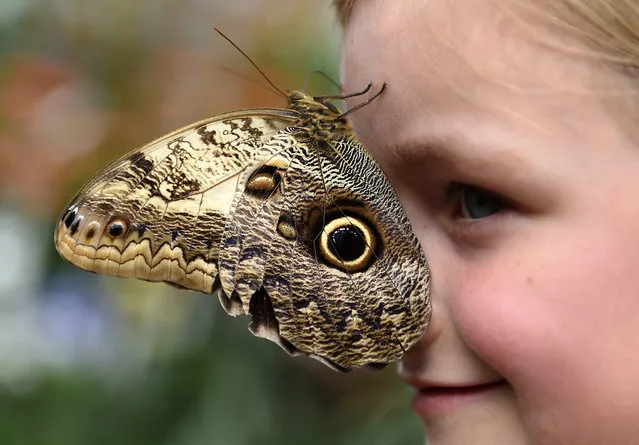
[54,35,431,371]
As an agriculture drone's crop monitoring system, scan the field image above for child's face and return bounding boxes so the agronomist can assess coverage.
[341,0,639,443]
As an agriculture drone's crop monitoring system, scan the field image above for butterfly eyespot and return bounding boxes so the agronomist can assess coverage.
[69,215,83,236]
[63,207,78,229]
[107,219,127,238]
[319,216,377,272]
[85,224,97,240]
[276,212,297,240]
[245,167,282,199]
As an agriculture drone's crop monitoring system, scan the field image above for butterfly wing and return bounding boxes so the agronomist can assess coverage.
[215,130,431,369]
[55,109,298,294]
[55,91,432,371]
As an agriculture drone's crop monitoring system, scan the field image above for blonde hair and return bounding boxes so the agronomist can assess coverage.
[333,0,356,26]
[333,0,639,69]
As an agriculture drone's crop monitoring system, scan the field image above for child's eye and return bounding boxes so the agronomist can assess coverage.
[451,184,509,220]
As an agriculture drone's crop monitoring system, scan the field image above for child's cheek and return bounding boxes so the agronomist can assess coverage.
[449,230,639,443]
[452,261,544,379]
[447,241,591,388]
[447,220,639,404]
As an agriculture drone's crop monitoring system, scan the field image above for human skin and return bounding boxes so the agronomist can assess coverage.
[340,0,639,444]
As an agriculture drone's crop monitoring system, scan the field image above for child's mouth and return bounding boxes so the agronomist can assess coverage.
[412,380,508,417]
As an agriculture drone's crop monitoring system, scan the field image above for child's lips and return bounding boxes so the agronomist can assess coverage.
[409,380,508,418]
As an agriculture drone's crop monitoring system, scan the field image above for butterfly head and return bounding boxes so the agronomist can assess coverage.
[286,91,354,141]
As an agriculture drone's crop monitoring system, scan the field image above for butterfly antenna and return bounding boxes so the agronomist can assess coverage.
[217,64,283,99]
[303,70,343,94]
[214,27,288,99]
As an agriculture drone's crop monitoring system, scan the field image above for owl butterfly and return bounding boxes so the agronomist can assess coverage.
[54,32,431,371]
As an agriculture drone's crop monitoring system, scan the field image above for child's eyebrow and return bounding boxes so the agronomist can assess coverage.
[379,128,561,213]
[382,131,533,184]
[386,134,475,169]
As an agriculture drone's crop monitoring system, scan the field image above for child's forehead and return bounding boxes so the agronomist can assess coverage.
[340,0,628,111]
[339,0,636,168]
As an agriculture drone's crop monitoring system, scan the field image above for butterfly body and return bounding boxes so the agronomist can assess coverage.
[55,89,431,370]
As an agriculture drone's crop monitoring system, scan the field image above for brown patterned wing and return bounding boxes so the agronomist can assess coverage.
[54,90,432,371]
[215,130,431,370]
[55,108,298,294]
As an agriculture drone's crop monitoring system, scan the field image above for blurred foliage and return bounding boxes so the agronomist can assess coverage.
[0,0,423,444]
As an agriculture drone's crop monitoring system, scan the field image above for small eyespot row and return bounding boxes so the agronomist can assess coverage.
[63,206,78,229]
[107,219,127,238]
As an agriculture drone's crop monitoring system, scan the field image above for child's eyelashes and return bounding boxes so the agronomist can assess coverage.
[446,183,511,222]
[441,183,515,245]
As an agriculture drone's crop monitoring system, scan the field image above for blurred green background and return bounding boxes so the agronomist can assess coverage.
[0,0,423,443]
